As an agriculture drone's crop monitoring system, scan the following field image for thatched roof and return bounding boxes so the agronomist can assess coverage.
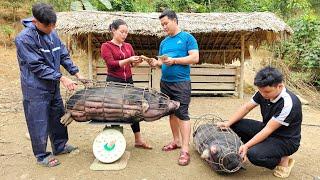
[56,11,292,64]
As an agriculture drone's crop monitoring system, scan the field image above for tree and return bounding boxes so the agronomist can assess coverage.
[70,0,112,11]
[0,0,24,21]
[0,25,14,49]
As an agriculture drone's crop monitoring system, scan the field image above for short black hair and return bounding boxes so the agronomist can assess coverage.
[159,9,178,24]
[109,19,127,31]
[32,3,56,26]
[254,66,284,87]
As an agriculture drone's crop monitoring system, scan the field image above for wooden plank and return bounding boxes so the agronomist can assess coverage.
[191,76,236,83]
[191,90,236,94]
[190,68,237,75]
[96,74,150,81]
[133,82,149,88]
[191,64,238,68]
[239,34,245,99]
[191,83,235,90]
[96,67,151,75]
[132,74,150,81]
[96,75,106,82]
[88,33,93,80]
[96,75,150,84]
[132,67,151,74]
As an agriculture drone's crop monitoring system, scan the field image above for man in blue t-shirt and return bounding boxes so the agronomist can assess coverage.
[218,66,302,178]
[148,10,199,166]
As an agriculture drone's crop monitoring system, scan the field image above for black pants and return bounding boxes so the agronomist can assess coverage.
[231,119,299,169]
[106,75,140,133]
[160,80,191,120]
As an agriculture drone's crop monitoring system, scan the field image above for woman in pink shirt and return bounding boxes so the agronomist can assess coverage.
[101,19,152,149]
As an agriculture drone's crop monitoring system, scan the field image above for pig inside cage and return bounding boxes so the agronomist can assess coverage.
[63,81,180,124]
[193,114,243,173]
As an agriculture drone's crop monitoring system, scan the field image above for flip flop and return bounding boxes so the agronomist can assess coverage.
[178,151,190,166]
[37,155,60,167]
[53,144,78,155]
[162,142,181,151]
[134,142,153,150]
[273,158,295,178]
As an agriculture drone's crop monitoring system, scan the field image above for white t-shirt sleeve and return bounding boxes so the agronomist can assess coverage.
[272,94,293,126]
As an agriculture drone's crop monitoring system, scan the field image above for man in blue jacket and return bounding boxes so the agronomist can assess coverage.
[15,3,84,167]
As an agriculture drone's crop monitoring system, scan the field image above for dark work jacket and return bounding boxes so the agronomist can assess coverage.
[15,18,79,99]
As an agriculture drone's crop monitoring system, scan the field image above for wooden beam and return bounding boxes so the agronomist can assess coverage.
[67,34,71,53]
[192,83,235,90]
[191,67,237,75]
[88,33,93,80]
[191,76,236,83]
[191,90,237,94]
[223,50,226,65]
[239,33,245,99]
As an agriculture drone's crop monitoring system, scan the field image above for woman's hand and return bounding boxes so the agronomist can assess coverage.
[129,56,142,63]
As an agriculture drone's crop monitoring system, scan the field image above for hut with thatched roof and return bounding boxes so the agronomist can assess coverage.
[56,11,292,98]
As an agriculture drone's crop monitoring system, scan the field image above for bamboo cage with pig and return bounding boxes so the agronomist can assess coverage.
[61,81,180,125]
[193,114,243,173]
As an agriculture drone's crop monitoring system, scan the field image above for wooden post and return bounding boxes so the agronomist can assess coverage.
[223,50,226,65]
[67,34,71,53]
[149,68,152,89]
[239,33,245,99]
[88,33,93,80]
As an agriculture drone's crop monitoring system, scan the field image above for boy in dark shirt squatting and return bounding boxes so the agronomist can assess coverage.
[218,66,302,178]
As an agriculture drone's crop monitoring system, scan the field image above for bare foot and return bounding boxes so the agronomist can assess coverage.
[134,141,152,149]
[278,156,290,167]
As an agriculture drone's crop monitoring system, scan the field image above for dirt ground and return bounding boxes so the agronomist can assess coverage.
[0,47,319,180]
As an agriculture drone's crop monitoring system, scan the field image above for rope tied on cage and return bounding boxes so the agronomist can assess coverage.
[141,87,149,113]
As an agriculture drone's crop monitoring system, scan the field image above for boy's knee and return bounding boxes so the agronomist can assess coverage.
[247,148,260,164]
[247,148,265,165]
[247,148,277,169]
[230,121,242,133]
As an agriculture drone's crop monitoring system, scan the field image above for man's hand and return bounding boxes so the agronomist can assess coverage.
[216,121,231,130]
[60,76,77,91]
[60,111,74,126]
[74,73,89,84]
[159,55,175,66]
[238,144,249,163]
[146,58,161,68]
